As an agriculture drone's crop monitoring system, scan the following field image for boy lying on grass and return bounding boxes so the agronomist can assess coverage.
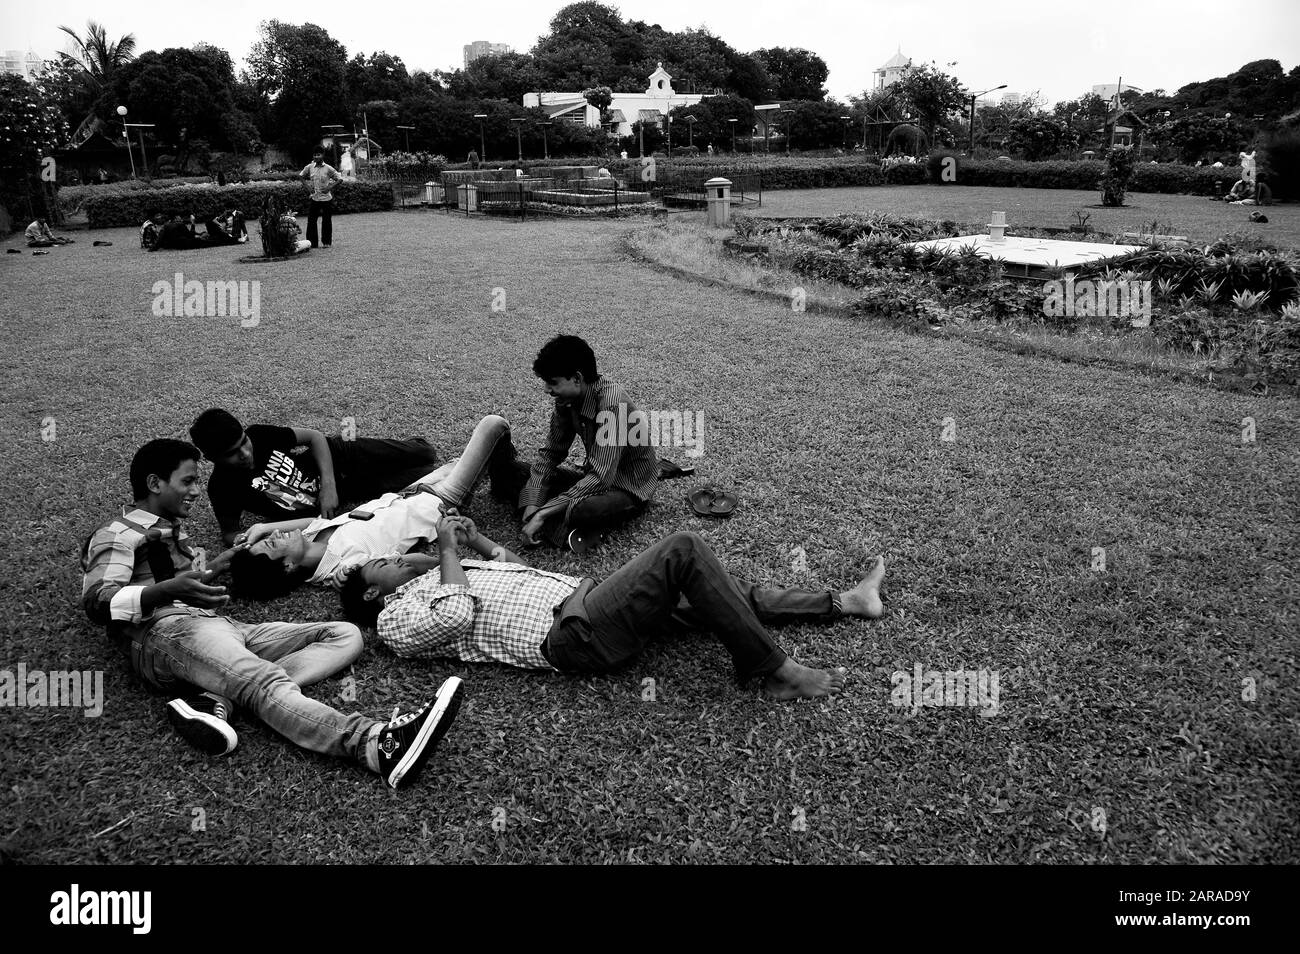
[190,407,454,547]
[342,513,887,701]
[81,438,461,788]
[230,415,524,598]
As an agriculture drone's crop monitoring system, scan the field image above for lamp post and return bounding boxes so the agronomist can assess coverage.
[124,121,155,180]
[755,104,780,154]
[116,105,135,178]
[473,114,487,162]
[510,118,525,163]
[841,115,851,148]
[780,109,794,154]
[684,114,697,149]
[539,121,552,159]
[666,112,673,153]
[967,85,1007,156]
[728,117,737,153]
[397,125,414,152]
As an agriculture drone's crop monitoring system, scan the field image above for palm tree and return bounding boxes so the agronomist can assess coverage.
[57,20,136,142]
[58,20,136,94]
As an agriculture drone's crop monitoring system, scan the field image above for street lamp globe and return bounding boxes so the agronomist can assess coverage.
[116,105,127,117]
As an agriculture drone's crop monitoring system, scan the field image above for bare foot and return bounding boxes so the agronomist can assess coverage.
[840,556,885,619]
[764,658,847,700]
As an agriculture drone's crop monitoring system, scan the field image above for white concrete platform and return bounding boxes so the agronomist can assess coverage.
[909,234,1144,277]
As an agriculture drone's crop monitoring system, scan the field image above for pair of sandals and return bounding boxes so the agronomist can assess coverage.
[688,485,738,518]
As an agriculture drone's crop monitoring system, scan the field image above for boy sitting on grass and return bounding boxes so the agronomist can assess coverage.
[190,407,447,547]
[518,335,658,552]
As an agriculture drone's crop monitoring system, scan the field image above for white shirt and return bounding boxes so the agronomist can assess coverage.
[306,489,445,588]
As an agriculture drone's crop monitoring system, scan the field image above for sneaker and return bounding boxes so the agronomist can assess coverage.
[166,692,238,755]
[375,676,463,789]
[567,528,605,555]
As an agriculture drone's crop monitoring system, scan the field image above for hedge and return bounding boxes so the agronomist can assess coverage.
[84,180,395,229]
[942,157,1245,195]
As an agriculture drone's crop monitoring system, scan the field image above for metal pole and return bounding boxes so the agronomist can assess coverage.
[139,129,150,181]
[124,127,136,178]
[968,96,976,154]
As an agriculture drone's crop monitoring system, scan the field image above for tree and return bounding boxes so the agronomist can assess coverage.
[1149,114,1244,163]
[56,20,136,136]
[346,52,413,110]
[1052,93,1110,151]
[726,53,771,103]
[753,47,828,101]
[583,86,613,111]
[786,100,856,149]
[445,52,544,103]
[247,20,349,158]
[668,95,755,151]
[1007,115,1076,160]
[113,45,249,167]
[891,62,967,150]
[0,75,67,224]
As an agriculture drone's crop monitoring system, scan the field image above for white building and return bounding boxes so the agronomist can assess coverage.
[463,41,512,69]
[523,64,705,138]
[1092,83,1143,102]
[1000,91,1021,106]
[872,51,912,91]
[1,49,44,82]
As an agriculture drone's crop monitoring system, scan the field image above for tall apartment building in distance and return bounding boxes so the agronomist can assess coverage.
[1,49,44,81]
[463,41,512,68]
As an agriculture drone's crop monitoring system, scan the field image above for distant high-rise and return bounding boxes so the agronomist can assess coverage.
[872,50,912,91]
[1001,91,1021,106]
[1,49,44,82]
[463,41,512,69]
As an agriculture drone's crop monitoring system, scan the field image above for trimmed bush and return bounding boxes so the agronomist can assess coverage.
[84,180,393,229]
[955,157,1243,195]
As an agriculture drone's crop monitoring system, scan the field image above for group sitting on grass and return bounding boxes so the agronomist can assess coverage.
[80,334,887,782]
[141,209,248,251]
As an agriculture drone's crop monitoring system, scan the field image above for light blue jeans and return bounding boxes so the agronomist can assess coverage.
[141,614,374,761]
[411,414,509,506]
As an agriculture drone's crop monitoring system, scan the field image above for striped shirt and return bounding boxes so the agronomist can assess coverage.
[375,561,588,669]
[81,507,216,644]
[519,376,659,508]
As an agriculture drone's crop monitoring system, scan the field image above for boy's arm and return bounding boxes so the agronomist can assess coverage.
[518,406,575,514]
[234,517,315,546]
[292,426,340,517]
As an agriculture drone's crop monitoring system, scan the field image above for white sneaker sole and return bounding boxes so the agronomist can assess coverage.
[166,699,238,756]
[387,677,464,789]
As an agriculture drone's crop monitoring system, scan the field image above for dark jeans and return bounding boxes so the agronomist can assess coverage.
[544,532,837,681]
[204,215,246,245]
[306,200,332,247]
[536,465,647,545]
[329,436,440,503]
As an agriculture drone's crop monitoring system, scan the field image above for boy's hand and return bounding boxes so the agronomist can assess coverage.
[448,515,481,548]
[520,505,540,523]
[435,515,461,551]
[520,512,546,545]
[235,524,271,547]
[165,571,230,609]
[319,486,340,519]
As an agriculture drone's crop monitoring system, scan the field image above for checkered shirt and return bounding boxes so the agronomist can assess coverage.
[81,506,216,644]
[376,560,583,670]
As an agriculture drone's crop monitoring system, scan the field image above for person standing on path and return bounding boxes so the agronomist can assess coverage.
[300,149,342,248]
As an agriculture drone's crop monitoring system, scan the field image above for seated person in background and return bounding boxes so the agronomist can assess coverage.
[152,213,207,250]
[280,210,312,254]
[229,415,522,598]
[25,217,73,247]
[81,437,459,788]
[190,407,463,547]
[518,335,658,552]
[140,212,164,250]
[343,514,889,702]
[205,207,247,244]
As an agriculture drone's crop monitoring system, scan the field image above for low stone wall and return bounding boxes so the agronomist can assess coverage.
[532,189,652,207]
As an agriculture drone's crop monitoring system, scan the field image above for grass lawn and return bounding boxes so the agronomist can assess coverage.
[2,207,1297,864]
[751,184,1300,249]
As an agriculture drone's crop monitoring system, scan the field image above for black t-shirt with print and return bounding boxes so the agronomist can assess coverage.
[208,424,339,532]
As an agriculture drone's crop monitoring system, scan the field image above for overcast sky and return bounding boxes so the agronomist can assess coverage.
[3,0,1297,107]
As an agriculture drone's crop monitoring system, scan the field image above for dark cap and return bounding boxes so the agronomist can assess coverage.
[189,408,245,459]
